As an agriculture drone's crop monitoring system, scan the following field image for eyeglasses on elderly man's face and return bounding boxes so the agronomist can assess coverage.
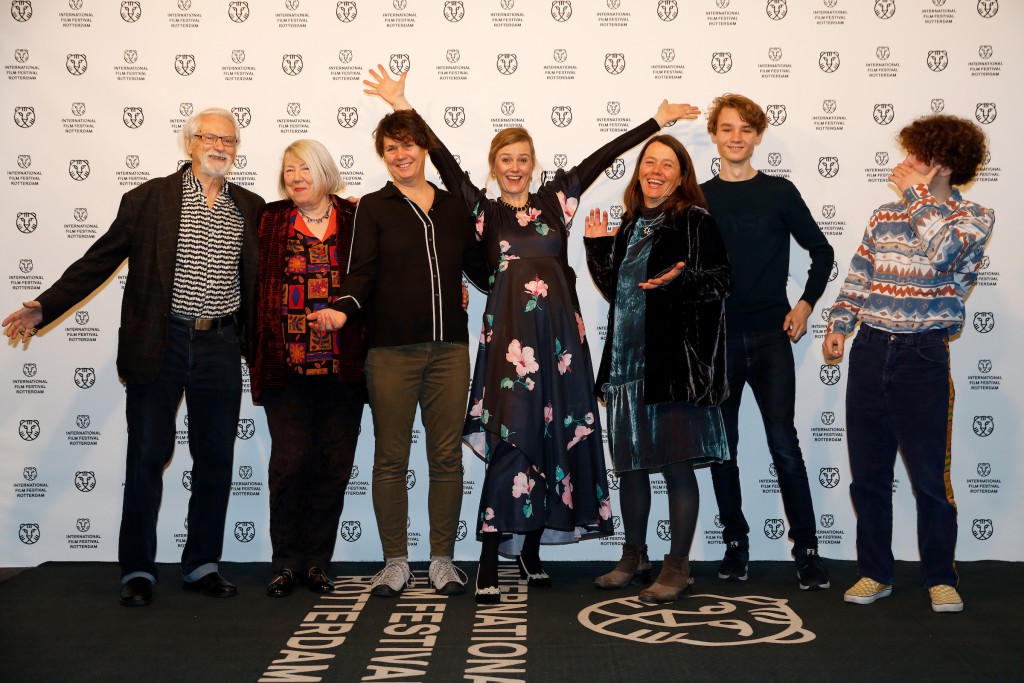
[194,133,238,148]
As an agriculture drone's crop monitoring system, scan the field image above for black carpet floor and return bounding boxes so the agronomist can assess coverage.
[1,560,1020,682]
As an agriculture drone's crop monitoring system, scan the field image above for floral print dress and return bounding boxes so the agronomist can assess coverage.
[430,119,661,545]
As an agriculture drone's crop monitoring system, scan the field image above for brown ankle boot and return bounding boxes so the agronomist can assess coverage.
[594,543,652,589]
[638,555,692,603]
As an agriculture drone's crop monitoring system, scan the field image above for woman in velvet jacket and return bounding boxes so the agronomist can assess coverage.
[584,134,731,603]
[249,139,367,598]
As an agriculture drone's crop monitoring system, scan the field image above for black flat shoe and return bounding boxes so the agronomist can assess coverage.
[517,555,552,588]
[266,569,297,597]
[119,577,153,607]
[183,572,238,598]
[306,566,335,593]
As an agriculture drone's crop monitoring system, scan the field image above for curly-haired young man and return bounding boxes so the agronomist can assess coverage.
[824,114,995,613]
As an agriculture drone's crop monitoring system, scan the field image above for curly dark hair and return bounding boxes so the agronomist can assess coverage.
[898,114,987,186]
[372,109,439,158]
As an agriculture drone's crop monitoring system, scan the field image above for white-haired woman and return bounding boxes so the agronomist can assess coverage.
[250,139,367,597]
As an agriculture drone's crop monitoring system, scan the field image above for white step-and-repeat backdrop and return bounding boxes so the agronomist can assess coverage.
[2,0,1020,567]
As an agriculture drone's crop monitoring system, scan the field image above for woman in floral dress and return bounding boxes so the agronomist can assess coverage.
[364,65,699,601]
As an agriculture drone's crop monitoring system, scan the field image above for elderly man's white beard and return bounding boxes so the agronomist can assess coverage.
[196,150,232,179]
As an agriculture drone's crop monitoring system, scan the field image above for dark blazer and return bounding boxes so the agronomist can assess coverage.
[36,163,264,385]
[585,205,731,407]
[249,195,367,402]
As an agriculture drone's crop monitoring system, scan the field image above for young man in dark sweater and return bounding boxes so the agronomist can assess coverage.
[700,94,834,590]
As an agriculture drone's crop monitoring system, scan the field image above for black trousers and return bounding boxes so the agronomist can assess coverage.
[263,375,365,573]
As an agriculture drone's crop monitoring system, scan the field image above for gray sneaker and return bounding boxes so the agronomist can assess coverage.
[370,558,413,597]
[428,557,467,595]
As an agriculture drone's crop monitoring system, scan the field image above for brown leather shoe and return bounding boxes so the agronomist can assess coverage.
[594,543,652,589]
[638,555,693,603]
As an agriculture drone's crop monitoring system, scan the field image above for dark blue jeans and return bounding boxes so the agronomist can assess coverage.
[120,320,242,583]
[846,325,958,588]
[710,329,818,554]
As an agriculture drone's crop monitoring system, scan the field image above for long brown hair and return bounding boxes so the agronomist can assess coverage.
[622,135,705,223]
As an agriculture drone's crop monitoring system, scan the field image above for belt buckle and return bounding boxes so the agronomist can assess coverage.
[194,317,215,331]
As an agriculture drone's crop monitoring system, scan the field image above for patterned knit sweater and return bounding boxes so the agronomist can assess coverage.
[827,184,994,336]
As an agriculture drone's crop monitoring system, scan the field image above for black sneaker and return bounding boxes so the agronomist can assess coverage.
[796,548,830,590]
[718,541,748,581]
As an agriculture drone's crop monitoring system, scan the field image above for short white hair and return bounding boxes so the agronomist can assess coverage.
[181,108,240,154]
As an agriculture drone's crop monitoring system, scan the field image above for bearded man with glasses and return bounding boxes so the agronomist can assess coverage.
[3,107,265,607]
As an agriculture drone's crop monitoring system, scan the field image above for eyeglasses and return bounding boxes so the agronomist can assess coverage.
[194,133,238,148]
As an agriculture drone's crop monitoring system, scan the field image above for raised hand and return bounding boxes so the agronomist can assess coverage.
[889,161,939,194]
[363,64,412,110]
[654,100,701,127]
[583,208,614,238]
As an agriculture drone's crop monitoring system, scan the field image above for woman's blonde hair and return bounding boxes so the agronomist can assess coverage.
[278,139,345,199]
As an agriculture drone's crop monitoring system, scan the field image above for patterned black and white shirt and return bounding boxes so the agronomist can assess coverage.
[171,165,245,318]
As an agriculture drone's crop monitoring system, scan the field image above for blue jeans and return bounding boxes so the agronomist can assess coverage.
[710,329,818,553]
[846,325,958,587]
[120,320,242,583]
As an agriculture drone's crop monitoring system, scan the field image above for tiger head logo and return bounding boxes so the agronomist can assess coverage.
[337,107,358,128]
[340,520,362,542]
[336,1,357,22]
[74,367,96,389]
[765,104,787,126]
[763,518,785,540]
[579,594,815,646]
[281,54,303,76]
[74,471,97,492]
[551,106,573,128]
[818,467,840,489]
[236,418,255,440]
[19,524,41,545]
[233,521,256,542]
[123,107,144,129]
[496,54,518,75]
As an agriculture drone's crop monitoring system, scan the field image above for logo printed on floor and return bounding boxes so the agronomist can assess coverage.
[578,594,815,645]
